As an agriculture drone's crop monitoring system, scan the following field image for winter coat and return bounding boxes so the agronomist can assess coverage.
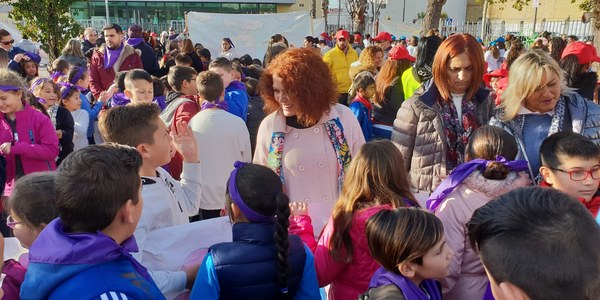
[323,46,359,94]
[489,91,600,181]
[89,44,143,99]
[391,80,495,192]
[434,171,531,300]
[132,42,160,76]
[0,103,59,196]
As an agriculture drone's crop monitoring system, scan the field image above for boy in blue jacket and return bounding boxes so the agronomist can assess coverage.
[20,143,165,300]
[209,57,249,121]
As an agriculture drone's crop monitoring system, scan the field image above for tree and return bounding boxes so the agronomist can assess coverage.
[1,0,82,61]
[323,0,330,31]
[422,0,447,35]
[345,0,368,32]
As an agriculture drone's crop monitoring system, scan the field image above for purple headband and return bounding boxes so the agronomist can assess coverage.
[0,85,21,92]
[69,67,87,84]
[228,161,275,223]
[58,82,84,100]
[37,97,47,104]
[30,78,47,92]
[426,156,529,211]
[50,71,63,81]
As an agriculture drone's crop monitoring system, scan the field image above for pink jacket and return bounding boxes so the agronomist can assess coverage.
[434,171,530,300]
[0,103,59,196]
[290,204,392,300]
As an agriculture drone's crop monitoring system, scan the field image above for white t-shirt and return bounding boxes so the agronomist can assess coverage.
[484,51,501,72]
[70,109,89,151]
[451,93,465,120]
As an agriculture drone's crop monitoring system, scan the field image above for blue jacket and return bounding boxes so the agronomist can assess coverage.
[190,222,320,300]
[80,92,103,138]
[129,39,160,76]
[21,218,165,300]
[350,96,373,141]
[225,81,249,122]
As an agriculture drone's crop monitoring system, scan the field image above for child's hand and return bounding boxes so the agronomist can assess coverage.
[290,201,308,216]
[0,142,11,155]
[98,85,117,104]
[171,120,199,163]
[56,130,63,139]
[13,53,24,62]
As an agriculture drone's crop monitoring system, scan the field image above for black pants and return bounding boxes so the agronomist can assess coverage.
[189,209,222,222]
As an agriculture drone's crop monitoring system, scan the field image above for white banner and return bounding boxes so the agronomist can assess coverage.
[187,11,313,62]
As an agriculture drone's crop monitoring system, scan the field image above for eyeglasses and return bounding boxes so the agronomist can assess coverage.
[6,215,24,229]
[549,167,600,181]
[0,39,14,45]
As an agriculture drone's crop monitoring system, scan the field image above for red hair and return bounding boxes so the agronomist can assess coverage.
[259,48,337,127]
[432,34,484,101]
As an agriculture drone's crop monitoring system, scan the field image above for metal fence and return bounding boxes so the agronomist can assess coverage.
[442,20,594,42]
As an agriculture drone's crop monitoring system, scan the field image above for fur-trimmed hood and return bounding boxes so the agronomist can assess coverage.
[463,171,531,199]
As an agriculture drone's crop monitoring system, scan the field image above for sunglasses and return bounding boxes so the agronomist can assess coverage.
[0,39,14,45]
[6,215,24,229]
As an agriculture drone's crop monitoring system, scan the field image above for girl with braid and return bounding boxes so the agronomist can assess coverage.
[190,162,320,300]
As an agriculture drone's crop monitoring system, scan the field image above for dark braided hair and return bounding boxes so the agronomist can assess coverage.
[228,163,291,298]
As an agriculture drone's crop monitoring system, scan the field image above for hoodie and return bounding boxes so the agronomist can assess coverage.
[225,81,249,122]
[20,219,165,300]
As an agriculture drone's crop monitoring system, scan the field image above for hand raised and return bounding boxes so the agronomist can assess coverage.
[289,201,308,216]
[171,120,199,163]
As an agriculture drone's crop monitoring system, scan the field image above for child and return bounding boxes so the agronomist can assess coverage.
[244,77,265,156]
[2,172,57,299]
[0,70,59,197]
[427,125,530,300]
[99,103,202,294]
[189,71,251,220]
[190,162,320,299]
[59,83,89,151]
[160,66,199,180]
[539,131,600,217]
[20,144,165,299]
[468,187,600,300]
[175,53,194,68]
[152,76,167,110]
[360,208,453,299]
[124,69,154,104]
[482,68,508,106]
[209,57,249,121]
[30,77,75,165]
[289,140,419,300]
[18,54,39,84]
[50,58,69,82]
[349,73,376,141]
[108,71,130,107]
[198,48,211,71]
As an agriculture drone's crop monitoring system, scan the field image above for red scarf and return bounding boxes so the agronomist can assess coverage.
[539,181,600,217]
[352,94,372,111]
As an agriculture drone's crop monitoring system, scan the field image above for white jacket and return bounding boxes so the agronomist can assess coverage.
[134,162,202,294]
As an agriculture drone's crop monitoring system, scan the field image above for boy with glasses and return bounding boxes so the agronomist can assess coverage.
[539,131,600,217]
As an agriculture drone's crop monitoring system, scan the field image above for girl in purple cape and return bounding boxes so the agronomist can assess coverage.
[361,208,453,300]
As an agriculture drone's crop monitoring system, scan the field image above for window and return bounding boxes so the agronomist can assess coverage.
[222,3,240,13]
[240,3,259,14]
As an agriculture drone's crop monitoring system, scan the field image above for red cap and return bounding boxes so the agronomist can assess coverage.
[483,68,509,87]
[335,30,349,40]
[372,31,392,42]
[353,33,362,41]
[561,41,600,64]
[320,32,328,37]
[388,45,415,61]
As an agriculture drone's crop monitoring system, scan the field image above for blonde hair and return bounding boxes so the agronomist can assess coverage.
[61,39,84,57]
[500,50,571,121]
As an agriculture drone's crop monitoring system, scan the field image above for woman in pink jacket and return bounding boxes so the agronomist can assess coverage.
[427,126,530,300]
[289,140,419,300]
[0,70,59,197]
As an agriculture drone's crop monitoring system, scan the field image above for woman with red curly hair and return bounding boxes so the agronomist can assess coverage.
[392,34,495,193]
[254,48,365,235]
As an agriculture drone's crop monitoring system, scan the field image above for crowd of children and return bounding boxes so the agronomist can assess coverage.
[0,23,597,300]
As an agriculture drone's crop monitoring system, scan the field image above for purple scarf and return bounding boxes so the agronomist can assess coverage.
[50,71,64,81]
[111,92,131,107]
[427,156,529,211]
[153,95,167,110]
[369,267,442,300]
[483,283,495,300]
[127,38,144,47]
[28,218,152,282]
[104,43,124,70]
[201,99,228,111]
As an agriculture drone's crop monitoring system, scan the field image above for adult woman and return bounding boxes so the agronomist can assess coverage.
[560,41,599,102]
[401,35,443,99]
[254,48,365,234]
[548,37,567,63]
[503,39,525,70]
[372,45,414,139]
[348,45,384,80]
[58,39,86,67]
[264,34,288,67]
[490,50,600,181]
[392,34,494,193]
[181,39,203,72]
[219,37,238,60]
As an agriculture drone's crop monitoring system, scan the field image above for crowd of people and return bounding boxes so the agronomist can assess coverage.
[0,20,597,300]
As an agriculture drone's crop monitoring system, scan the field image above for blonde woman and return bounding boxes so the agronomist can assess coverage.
[490,50,600,182]
[58,39,86,67]
[348,45,384,80]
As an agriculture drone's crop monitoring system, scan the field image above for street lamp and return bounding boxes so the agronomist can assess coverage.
[105,0,110,24]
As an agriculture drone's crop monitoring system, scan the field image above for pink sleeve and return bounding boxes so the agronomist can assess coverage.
[313,218,347,287]
[11,114,59,160]
[435,199,466,293]
[289,215,317,252]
